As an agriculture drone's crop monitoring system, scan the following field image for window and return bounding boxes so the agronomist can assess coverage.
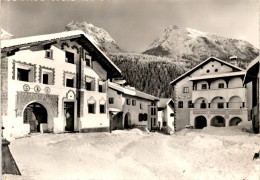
[109,98,114,104]
[100,104,105,114]
[183,87,189,93]
[41,68,54,85]
[66,79,74,88]
[98,81,106,93]
[43,74,48,84]
[218,83,224,89]
[200,100,207,109]
[65,51,74,64]
[126,99,131,105]
[178,101,183,108]
[85,78,95,91]
[188,100,193,108]
[88,104,95,114]
[85,53,91,67]
[132,100,136,106]
[217,103,224,109]
[86,82,91,90]
[143,114,148,121]
[140,103,143,109]
[163,121,167,126]
[17,68,30,82]
[206,70,210,73]
[99,85,103,93]
[170,113,174,117]
[45,49,53,59]
[201,84,207,90]
[139,114,143,121]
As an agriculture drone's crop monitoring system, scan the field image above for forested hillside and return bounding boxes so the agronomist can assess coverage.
[108,53,187,98]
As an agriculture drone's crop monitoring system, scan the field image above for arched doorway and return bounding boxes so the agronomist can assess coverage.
[124,113,131,129]
[211,116,225,127]
[23,102,47,132]
[229,117,242,126]
[194,116,207,129]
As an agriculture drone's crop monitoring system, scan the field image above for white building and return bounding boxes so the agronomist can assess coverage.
[108,82,158,131]
[157,98,175,133]
[170,57,250,131]
[1,30,122,139]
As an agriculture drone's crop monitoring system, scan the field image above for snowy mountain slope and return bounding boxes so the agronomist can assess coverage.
[1,29,15,40]
[65,21,125,53]
[143,25,259,65]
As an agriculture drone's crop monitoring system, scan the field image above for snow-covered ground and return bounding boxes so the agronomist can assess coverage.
[3,121,260,180]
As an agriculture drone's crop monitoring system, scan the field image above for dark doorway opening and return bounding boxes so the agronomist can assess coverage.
[124,113,131,129]
[64,102,75,132]
[194,116,207,129]
[24,103,47,133]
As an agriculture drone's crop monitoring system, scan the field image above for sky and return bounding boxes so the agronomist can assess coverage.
[1,0,259,52]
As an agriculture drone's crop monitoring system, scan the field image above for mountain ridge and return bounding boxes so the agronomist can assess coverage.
[65,21,125,53]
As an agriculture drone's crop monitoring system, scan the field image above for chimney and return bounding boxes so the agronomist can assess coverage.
[229,56,238,67]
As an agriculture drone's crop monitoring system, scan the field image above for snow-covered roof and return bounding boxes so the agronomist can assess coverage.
[108,82,159,101]
[189,71,245,81]
[158,98,174,109]
[1,30,121,77]
[243,56,259,84]
[170,57,244,85]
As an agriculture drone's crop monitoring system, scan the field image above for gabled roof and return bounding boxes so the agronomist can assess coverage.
[1,30,122,78]
[170,57,244,85]
[243,56,259,84]
[158,98,174,109]
[189,71,245,81]
[108,82,159,101]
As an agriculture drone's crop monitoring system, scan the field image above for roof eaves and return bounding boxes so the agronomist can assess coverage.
[170,56,243,85]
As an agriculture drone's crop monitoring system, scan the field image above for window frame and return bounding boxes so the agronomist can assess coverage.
[109,98,114,104]
[132,100,136,106]
[45,49,53,59]
[65,51,75,64]
[183,87,189,93]
[201,84,207,90]
[88,103,95,114]
[126,99,131,105]
[217,102,224,109]
[218,83,224,89]
[178,101,183,108]
[100,104,105,114]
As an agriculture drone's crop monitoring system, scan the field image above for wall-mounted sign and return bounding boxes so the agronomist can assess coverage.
[67,90,75,100]
[44,87,51,94]
[23,84,30,92]
[34,85,41,92]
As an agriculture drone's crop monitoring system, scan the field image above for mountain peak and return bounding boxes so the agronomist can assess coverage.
[1,29,15,40]
[65,21,124,53]
[143,25,259,63]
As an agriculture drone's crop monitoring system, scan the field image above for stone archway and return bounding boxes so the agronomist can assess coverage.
[124,113,131,129]
[23,102,47,132]
[229,117,242,126]
[211,116,225,127]
[194,116,207,129]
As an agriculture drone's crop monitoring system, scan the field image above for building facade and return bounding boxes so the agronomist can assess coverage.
[244,57,260,133]
[157,98,175,132]
[170,57,250,131]
[108,82,159,131]
[1,30,122,139]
